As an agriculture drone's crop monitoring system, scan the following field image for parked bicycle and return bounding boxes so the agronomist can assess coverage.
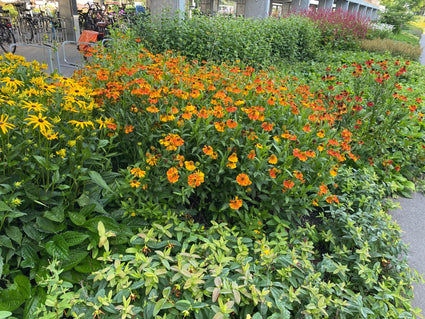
[12,2,35,43]
[0,7,16,53]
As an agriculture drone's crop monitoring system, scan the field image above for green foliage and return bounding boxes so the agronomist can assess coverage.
[139,14,320,66]
[379,2,415,33]
[0,21,425,318]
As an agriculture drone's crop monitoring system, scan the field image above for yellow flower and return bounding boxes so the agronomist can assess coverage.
[130,180,141,188]
[42,129,58,140]
[68,120,95,129]
[68,140,76,147]
[56,149,66,158]
[25,113,53,132]
[268,154,278,164]
[0,114,15,134]
[184,161,196,171]
[130,167,146,178]
[21,101,47,113]
[0,77,24,90]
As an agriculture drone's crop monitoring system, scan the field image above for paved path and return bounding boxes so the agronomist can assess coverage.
[389,32,425,314]
[5,42,83,78]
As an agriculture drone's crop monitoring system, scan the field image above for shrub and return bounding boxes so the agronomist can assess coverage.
[359,38,421,60]
[139,14,320,65]
[299,8,372,50]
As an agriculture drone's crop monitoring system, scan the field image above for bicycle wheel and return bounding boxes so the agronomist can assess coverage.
[19,19,34,42]
[0,25,16,53]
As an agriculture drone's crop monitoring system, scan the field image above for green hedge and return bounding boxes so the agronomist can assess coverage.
[139,14,320,65]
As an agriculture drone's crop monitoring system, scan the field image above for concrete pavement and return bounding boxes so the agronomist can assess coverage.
[389,32,425,315]
[6,41,84,78]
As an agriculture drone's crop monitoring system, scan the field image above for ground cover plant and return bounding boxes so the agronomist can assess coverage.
[0,25,425,318]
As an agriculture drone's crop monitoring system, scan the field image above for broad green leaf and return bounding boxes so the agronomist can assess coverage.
[153,298,167,316]
[23,225,46,242]
[61,232,89,247]
[5,226,22,245]
[14,275,31,299]
[43,206,65,223]
[36,217,66,233]
[88,171,113,193]
[60,250,89,271]
[0,311,12,318]
[45,235,70,260]
[68,211,86,226]
[0,201,12,212]
[0,236,13,249]
[175,300,191,311]
[20,244,39,269]
[0,257,3,279]
[23,287,46,319]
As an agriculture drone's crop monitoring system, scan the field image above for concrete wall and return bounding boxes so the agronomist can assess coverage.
[150,0,186,17]
[317,0,334,10]
[58,0,78,41]
[244,0,270,18]
[291,0,310,11]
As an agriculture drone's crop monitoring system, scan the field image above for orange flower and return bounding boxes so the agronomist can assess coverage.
[226,119,238,129]
[283,180,294,189]
[261,122,274,131]
[188,170,204,188]
[268,154,278,164]
[167,167,179,184]
[229,196,243,210]
[269,167,280,179]
[125,125,134,134]
[130,167,146,178]
[214,121,225,132]
[236,173,252,186]
[146,153,158,166]
[247,150,256,159]
[159,133,184,151]
[318,183,328,196]
[228,152,238,163]
[326,195,339,204]
[317,129,325,138]
[203,145,214,156]
[293,148,307,161]
[130,180,141,188]
[293,171,305,183]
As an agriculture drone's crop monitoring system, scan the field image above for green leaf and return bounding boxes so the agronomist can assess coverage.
[61,232,89,247]
[14,275,31,299]
[0,311,12,318]
[0,236,13,249]
[5,226,22,245]
[0,275,31,311]
[68,211,86,226]
[23,225,46,242]
[45,235,70,260]
[36,217,66,233]
[0,201,12,212]
[0,256,3,279]
[23,287,46,319]
[20,244,39,269]
[60,250,89,271]
[43,206,65,223]
[175,300,191,311]
[88,171,113,193]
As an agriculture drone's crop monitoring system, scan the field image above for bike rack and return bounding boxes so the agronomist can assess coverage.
[61,40,94,69]
[9,42,60,74]
[61,39,111,70]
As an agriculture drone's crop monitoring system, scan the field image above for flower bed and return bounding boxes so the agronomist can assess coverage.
[0,34,425,318]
